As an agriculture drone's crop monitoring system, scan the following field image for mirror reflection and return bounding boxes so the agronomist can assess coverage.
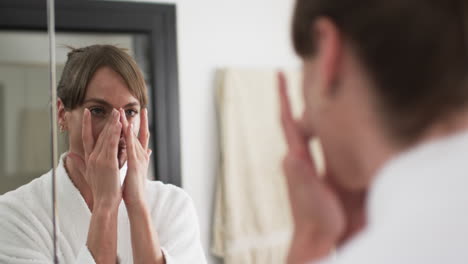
[0,31,155,195]
[0,31,63,194]
[1,1,205,263]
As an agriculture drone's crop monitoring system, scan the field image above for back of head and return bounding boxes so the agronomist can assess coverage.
[293,0,468,145]
[57,44,148,110]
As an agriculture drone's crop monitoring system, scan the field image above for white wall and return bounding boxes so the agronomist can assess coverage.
[164,0,299,263]
[177,2,299,263]
[118,1,300,263]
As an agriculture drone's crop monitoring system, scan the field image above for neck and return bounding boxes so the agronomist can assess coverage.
[65,155,94,211]
[415,109,468,146]
[352,122,399,189]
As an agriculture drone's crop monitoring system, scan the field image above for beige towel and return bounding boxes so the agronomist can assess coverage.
[212,68,304,264]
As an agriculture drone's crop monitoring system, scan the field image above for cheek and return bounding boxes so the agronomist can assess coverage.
[302,79,320,135]
[66,113,85,153]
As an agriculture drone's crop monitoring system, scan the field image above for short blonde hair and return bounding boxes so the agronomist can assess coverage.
[57,45,148,109]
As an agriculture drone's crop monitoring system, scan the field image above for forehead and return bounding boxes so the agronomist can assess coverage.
[85,66,139,105]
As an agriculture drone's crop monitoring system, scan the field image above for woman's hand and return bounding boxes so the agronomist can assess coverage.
[120,108,165,264]
[69,108,123,211]
[278,72,346,263]
[120,108,151,209]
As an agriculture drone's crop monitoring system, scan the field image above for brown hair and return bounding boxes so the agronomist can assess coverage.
[292,0,468,144]
[57,44,148,110]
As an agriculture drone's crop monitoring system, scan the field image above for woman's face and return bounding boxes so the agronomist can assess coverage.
[62,66,142,168]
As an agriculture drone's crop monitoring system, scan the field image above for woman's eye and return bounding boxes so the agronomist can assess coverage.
[89,107,105,117]
[125,109,138,117]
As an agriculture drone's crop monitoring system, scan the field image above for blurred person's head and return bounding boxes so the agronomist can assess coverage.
[292,1,468,190]
[57,45,148,168]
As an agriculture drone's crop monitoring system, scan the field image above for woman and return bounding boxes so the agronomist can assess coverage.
[0,45,206,263]
[281,0,468,263]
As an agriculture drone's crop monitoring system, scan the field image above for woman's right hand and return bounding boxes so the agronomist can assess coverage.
[278,72,345,263]
[70,108,123,211]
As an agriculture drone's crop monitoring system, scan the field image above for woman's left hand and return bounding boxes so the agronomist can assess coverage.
[120,108,152,209]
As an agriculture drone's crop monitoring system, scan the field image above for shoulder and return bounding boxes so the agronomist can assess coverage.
[145,180,198,225]
[145,180,192,206]
[0,171,53,245]
[0,170,51,210]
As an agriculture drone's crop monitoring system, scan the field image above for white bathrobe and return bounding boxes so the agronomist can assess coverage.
[0,154,207,264]
[314,131,468,264]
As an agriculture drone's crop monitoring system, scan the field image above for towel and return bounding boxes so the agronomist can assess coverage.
[0,153,207,263]
[212,68,306,263]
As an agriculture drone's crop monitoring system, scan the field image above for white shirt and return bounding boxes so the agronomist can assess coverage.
[316,131,468,264]
[0,154,207,264]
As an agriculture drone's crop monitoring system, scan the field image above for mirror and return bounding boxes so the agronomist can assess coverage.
[0,1,182,263]
[0,31,62,194]
[0,0,181,189]
[0,30,156,194]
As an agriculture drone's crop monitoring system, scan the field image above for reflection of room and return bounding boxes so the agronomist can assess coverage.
[0,31,151,194]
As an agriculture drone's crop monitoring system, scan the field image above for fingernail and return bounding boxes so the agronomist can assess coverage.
[113,109,119,118]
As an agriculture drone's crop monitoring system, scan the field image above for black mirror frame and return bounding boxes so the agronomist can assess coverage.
[0,0,182,187]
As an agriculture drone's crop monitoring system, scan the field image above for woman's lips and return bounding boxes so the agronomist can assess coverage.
[118,145,126,155]
[118,144,127,169]
[118,138,126,152]
[117,138,127,159]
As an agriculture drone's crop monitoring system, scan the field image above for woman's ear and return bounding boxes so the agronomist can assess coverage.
[314,17,342,98]
[57,99,67,132]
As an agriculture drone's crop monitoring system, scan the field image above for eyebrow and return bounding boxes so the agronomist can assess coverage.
[83,98,140,108]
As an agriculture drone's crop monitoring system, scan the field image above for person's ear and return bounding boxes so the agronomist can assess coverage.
[313,17,342,99]
[57,99,68,132]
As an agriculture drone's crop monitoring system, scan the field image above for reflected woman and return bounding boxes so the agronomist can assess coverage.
[0,45,206,264]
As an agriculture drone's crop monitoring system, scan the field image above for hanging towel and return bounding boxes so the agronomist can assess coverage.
[212,68,305,264]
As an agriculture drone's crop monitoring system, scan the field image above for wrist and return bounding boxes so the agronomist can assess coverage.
[125,197,148,215]
[124,191,146,208]
[93,196,121,212]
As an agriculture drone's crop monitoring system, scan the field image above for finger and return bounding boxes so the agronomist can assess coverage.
[299,111,316,138]
[119,108,129,135]
[67,152,86,176]
[105,109,122,159]
[277,72,310,155]
[278,71,299,147]
[125,123,136,160]
[92,109,115,155]
[278,71,294,129]
[82,109,94,158]
[283,153,320,195]
[138,108,150,150]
